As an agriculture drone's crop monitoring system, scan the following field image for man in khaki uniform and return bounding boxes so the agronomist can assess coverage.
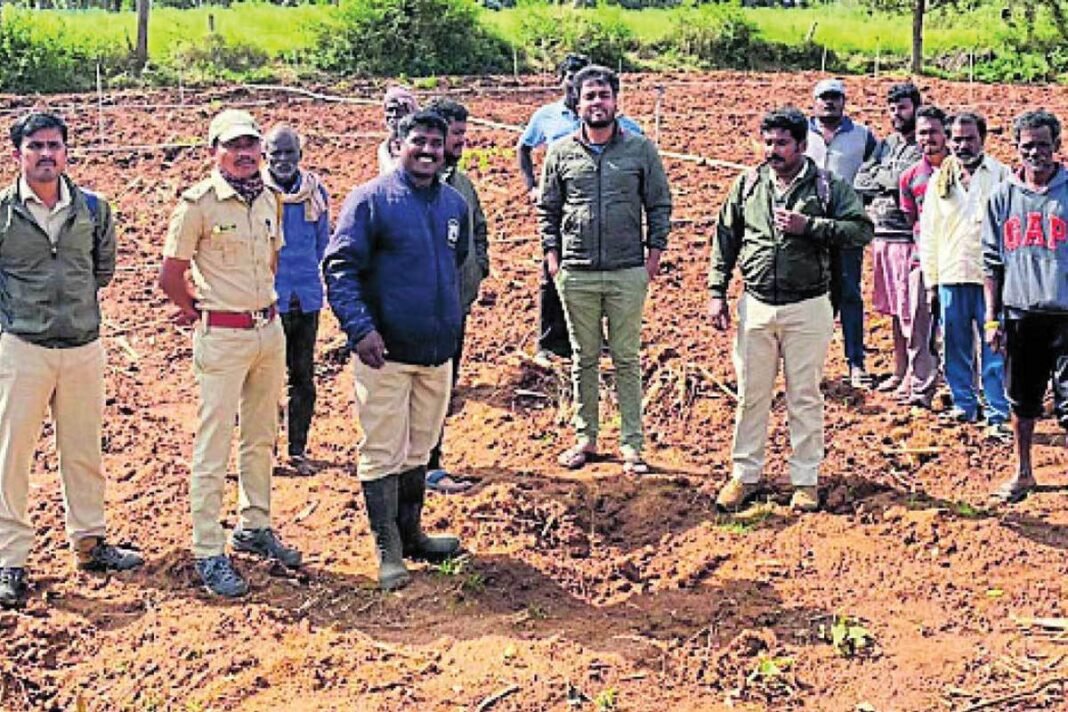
[159,109,301,599]
[0,112,143,609]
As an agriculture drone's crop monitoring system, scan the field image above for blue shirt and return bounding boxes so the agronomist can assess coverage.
[275,174,330,313]
[518,99,643,149]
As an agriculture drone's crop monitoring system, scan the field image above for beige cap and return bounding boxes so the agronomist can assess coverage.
[208,109,262,145]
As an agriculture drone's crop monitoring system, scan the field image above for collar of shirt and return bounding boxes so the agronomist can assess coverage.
[209,169,241,202]
[808,115,856,139]
[19,174,70,213]
[772,159,812,198]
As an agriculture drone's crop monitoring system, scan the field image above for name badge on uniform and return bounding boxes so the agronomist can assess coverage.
[212,224,237,235]
[446,218,460,249]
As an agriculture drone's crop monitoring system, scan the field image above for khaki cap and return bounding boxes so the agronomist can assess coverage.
[208,109,262,145]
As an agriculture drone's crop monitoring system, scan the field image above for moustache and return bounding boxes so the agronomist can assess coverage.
[769,156,785,163]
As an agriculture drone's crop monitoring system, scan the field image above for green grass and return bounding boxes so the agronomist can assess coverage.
[28,3,330,61]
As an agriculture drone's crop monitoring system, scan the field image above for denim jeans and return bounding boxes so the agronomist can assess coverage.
[939,284,1009,423]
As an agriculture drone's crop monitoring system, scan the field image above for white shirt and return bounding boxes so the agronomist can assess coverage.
[20,175,71,246]
[919,154,1012,286]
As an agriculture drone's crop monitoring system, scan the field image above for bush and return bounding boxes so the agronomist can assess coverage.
[661,4,833,70]
[310,0,512,76]
[0,7,122,92]
[514,2,637,70]
[662,5,760,68]
[172,33,270,79]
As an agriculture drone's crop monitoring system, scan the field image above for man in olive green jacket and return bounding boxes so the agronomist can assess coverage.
[709,107,872,513]
[538,65,672,475]
[424,97,490,493]
[0,112,143,609]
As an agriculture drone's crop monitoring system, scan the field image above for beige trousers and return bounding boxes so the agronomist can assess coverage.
[191,319,285,558]
[731,293,834,486]
[0,335,106,567]
[354,359,451,482]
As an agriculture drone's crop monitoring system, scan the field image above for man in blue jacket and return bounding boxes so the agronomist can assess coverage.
[323,111,468,590]
[983,110,1068,503]
[264,125,330,475]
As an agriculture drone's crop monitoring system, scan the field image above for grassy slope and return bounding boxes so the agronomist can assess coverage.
[22,1,1043,63]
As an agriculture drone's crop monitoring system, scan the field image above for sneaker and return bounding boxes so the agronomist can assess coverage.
[985,422,1013,444]
[939,407,977,425]
[74,538,144,572]
[715,479,762,512]
[849,367,873,390]
[195,555,249,598]
[991,471,1037,504]
[531,349,555,369]
[0,567,27,609]
[231,527,302,569]
[790,486,820,512]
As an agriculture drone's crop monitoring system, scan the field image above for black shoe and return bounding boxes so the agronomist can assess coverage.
[0,567,27,608]
[231,527,302,569]
[361,475,411,590]
[75,538,144,572]
[397,466,461,563]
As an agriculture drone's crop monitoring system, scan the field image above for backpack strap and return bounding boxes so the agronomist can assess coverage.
[739,166,761,204]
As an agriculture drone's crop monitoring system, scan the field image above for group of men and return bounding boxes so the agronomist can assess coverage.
[1,67,1066,605]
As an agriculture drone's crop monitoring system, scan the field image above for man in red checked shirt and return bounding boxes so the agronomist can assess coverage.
[893,105,947,408]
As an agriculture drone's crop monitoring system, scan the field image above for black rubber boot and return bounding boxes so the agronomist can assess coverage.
[360,475,411,590]
[397,466,461,562]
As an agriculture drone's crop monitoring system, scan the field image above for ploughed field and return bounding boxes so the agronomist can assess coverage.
[2,71,1068,712]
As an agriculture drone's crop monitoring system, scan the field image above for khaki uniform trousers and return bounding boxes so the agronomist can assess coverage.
[731,293,834,487]
[354,359,451,482]
[191,319,285,559]
[0,334,106,567]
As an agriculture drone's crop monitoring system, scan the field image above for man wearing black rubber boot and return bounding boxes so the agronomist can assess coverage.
[324,112,466,589]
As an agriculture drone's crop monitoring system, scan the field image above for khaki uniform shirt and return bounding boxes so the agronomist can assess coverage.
[163,170,283,312]
[20,175,72,245]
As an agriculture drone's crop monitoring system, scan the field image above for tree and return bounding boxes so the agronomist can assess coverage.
[134,0,149,71]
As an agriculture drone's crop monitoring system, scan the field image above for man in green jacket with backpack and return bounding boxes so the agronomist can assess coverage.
[709,107,873,513]
[0,112,143,608]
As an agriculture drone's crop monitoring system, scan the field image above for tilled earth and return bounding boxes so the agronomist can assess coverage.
[1,71,1067,711]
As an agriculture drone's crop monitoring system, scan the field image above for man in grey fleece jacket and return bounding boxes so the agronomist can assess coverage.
[982,110,1068,503]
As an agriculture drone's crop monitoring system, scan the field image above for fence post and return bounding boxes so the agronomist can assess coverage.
[653,84,664,146]
[96,62,104,145]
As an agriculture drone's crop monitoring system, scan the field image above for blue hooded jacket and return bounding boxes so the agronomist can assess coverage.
[323,168,470,366]
[982,166,1068,315]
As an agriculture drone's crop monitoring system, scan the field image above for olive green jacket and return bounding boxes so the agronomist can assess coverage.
[0,176,115,347]
[538,124,672,271]
[444,166,490,313]
[709,159,873,305]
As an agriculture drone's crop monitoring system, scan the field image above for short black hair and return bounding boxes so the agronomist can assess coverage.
[1013,110,1061,144]
[915,105,947,126]
[558,53,590,78]
[10,112,67,149]
[886,82,922,107]
[948,111,987,141]
[424,97,469,125]
[396,110,449,141]
[760,106,808,144]
[572,65,619,98]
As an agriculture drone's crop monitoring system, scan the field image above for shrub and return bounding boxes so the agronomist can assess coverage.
[172,33,270,78]
[310,0,512,76]
[662,5,761,68]
[514,2,637,70]
[0,7,122,92]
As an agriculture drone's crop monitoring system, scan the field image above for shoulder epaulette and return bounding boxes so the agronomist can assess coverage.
[180,179,214,202]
